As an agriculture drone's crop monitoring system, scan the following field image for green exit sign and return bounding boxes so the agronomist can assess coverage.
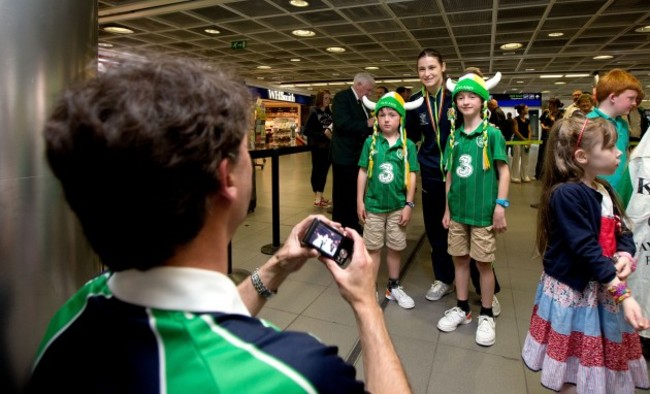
[231,40,247,49]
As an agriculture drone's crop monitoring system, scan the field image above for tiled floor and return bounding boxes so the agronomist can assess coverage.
[234,151,649,394]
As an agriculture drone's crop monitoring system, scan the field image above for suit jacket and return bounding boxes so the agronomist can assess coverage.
[331,87,372,165]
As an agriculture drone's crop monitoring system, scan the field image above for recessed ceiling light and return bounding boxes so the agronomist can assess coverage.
[332,73,340,76]
[204,28,220,35]
[540,74,563,78]
[290,0,310,6]
[634,25,650,33]
[257,65,272,69]
[516,80,524,84]
[365,66,379,70]
[554,81,567,85]
[593,55,613,60]
[290,58,301,62]
[326,47,346,53]
[103,26,134,34]
[499,42,523,50]
[257,77,265,80]
[525,68,536,71]
[542,90,551,93]
[380,59,391,62]
[548,32,564,37]
[292,29,315,37]
[405,86,413,89]
[98,42,113,48]
[565,73,590,78]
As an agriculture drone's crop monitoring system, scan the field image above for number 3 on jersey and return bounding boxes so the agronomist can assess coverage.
[456,154,473,178]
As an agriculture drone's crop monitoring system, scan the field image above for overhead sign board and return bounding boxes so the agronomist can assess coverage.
[231,40,247,49]
[492,93,542,107]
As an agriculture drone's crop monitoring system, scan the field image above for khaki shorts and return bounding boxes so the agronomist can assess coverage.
[363,210,407,251]
[447,220,496,262]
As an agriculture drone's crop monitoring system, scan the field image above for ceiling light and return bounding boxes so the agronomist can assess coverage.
[565,73,590,78]
[516,80,524,84]
[402,78,420,83]
[292,29,315,37]
[312,82,327,86]
[405,85,413,89]
[540,74,563,78]
[332,73,340,76]
[593,55,613,60]
[257,77,265,80]
[634,25,650,33]
[548,32,564,37]
[290,0,309,7]
[204,28,220,35]
[290,58,301,62]
[525,68,536,71]
[365,66,379,70]
[98,42,113,48]
[554,81,567,85]
[380,59,391,62]
[256,65,272,69]
[329,82,346,86]
[541,90,551,93]
[499,42,523,50]
[511,88,519,91]
[103,26,134,34]
[326,47,346,53]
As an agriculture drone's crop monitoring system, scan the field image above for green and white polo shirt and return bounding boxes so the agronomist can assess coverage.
[444,124,507,226]
[358,133,420,214]
[29,267,364,393]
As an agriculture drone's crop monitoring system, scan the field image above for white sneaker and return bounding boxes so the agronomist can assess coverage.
[492,295,501,317]
[475,315,496,346]
[425,280,454,301]
[523,176,531,183]
[437,307,472,332]
[511,177,521,183]
[386,287,415,309]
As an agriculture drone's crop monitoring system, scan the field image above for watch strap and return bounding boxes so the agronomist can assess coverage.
[251,268,277,299]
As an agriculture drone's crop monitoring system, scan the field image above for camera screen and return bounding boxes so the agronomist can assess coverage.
[305,222,343,258]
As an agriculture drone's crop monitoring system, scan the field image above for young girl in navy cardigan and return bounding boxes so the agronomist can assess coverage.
[522,115,649,393]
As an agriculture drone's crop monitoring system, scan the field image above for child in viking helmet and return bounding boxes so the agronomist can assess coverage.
[357,92,423,309]
[437,68,510,346]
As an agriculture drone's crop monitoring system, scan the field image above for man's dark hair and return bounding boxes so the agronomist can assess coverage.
[44,57,251,271]
[396,86,407,95]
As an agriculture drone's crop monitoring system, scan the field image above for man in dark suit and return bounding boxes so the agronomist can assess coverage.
[331,72,375,233]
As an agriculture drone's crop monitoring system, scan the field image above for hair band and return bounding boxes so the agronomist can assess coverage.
[575,118,589,152]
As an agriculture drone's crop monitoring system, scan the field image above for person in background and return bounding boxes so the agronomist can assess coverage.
[576,92,594,115]
[358,92,422,310]
[375,86,388,100]
[522,115,648,393]
[331,72,375,233]
[303,90,333,208]
[396,86,410,102]
[536,98,562,180]
[28,57,411,393]
[438,68,509,347]
[511,103,532,183]
[487,99,507,138]
[587,68,643,198]
[405,49,502,314]
[563,89,583,119]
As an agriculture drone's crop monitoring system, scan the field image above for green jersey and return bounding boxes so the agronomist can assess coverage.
[444,124,507,226]
[358,133,419,213]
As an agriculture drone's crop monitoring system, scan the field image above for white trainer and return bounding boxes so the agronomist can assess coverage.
[475,315,496,346]
[492,295,501,317]
[437,307,472,332]
[425,280,454,301]
[386,286,415,309]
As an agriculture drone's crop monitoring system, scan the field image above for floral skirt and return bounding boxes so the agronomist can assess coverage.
[522,272,649,393]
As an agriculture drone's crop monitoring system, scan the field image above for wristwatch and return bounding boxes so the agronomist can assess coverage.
[495,198,510,208]
[251,268,277,299]
[404,201,415,208]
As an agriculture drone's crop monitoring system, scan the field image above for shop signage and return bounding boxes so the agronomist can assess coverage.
[231,40,247,49]
[267,90,296,102]
[492,93,542,107]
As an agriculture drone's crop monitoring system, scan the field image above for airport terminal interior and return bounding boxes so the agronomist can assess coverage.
[3,0,650,392]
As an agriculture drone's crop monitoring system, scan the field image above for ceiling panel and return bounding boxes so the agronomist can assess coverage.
[97,0,650,99]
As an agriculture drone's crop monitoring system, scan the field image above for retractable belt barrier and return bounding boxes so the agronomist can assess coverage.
[506,140,543,145]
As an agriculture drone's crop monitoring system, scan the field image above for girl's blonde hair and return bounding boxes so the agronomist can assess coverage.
[535,114,621,254]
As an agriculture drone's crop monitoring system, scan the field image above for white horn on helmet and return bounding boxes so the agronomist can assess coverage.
[485,72,502,90]
[404,96,424,110]
[361,96,376,111]
[445,78,456,93]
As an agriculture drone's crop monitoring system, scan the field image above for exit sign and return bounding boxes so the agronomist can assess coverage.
[231,40,247,49]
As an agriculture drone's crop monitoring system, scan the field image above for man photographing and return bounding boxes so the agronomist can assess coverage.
[28,57,410,394]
